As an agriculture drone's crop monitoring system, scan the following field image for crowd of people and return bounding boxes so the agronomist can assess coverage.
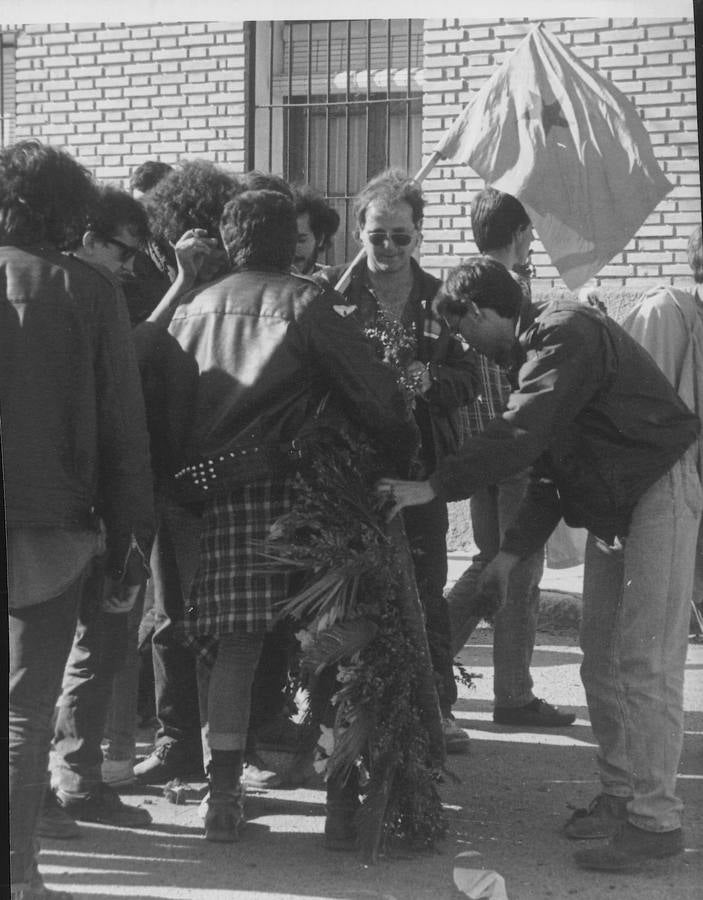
[3,137,701,899]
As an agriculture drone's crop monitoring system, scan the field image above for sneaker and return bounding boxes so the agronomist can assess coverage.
[442,715,471,754]
[493,698,576,727]
[133,741,203,784]
[574,822,684,872]
[56,782,152,828]
[36,790,81,840]
[564,793,629,840]
[242,752,282,789]
[101,759,136,788]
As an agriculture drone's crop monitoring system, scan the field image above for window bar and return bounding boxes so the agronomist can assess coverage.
[385,20,392,167]
[325,19,331,198]
[306,20,312,184]
[286,22,293,181]
[0,41,5,147]
[365,19,371,181]
[344,19,351,241]
[405,19,413,171]
[268,22,275,173]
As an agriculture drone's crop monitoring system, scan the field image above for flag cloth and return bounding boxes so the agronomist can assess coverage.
[435,24,673,291]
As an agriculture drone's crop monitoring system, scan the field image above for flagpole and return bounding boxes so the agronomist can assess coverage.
[333,150,444,294]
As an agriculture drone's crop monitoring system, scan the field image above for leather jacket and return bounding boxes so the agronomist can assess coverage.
[319,259,479,472]
[168,267,419,474]
[1,244,155,572]
[430,300,700,550]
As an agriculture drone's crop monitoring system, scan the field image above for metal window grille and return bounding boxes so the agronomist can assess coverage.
[249,20,423,263]
[1,32,16,148]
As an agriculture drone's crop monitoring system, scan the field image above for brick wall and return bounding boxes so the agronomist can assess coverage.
[421,17,701,290]
[14,21,247,181]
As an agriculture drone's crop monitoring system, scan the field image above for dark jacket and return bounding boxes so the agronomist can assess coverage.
[319,259,478,471]
[429,300,699,551]
[168,267,419,474]
[0,244,155,571]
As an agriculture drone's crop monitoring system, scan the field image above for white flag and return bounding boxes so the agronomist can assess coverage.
[435,24,673,291]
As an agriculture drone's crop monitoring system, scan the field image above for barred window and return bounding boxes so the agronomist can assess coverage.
[249,20,424,263]
[1,31,16,147]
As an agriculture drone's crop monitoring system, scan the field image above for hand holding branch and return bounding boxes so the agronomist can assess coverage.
[375,478,437,520]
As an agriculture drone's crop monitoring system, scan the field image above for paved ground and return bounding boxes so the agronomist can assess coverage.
[38,560,703,899]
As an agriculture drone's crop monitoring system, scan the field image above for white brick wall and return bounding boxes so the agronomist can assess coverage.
[14,21,247,181]
[421,17,701,288]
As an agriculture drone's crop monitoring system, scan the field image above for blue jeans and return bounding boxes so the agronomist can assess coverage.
[446,471,544,706]
[581,455,702,832]
[51,557,129,796]
[9,570,85,885]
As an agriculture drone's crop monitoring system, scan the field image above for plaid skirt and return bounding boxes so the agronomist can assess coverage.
[182,477,296,652]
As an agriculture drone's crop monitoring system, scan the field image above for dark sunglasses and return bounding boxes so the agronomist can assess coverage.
[105,237,139,263]
[366,230,414,247]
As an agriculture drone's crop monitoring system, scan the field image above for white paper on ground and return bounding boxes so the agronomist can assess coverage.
[453,852,509,900]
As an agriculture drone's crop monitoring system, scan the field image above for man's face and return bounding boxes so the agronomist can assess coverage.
[359,200,420,275]
[294,212,320,275]
[456,305,518,364]
[85,224,141,275]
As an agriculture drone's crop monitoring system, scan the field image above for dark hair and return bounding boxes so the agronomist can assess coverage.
[470,188,531,252]
[354,167,424,229]
[0,139,96,249]
[144,159,240,246]
[220,190,297,271]
[293,185,340,246]
[688,225,703,284]
[81,184,149,248]
[129,160,173,195]
[437,256,524,320]
[239,170,293,200]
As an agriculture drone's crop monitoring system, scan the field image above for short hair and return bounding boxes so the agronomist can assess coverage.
[83,184,149,247]
[470,188,531,253]
[437,256,524,320]
[144,159,240,246]
[129,161,173,195]
[293,185,340,247]
[0,139,96,249]
[688,225,703,284]
[220,190,297,271]
[239,170,293,200]
[354,167,424,229]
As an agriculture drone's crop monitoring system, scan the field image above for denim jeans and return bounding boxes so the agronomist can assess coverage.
[446,470,544,707]
[51,557,129,796]
[581,454,702,832]
[150,500,203,751]
[403,497,456,715]
[9,570,85,885]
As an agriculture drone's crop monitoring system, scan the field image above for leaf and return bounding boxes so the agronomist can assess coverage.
[301,619,379,675]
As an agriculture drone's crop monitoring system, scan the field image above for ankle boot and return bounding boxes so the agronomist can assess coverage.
[204,753,244,843]
[324,767,360,851]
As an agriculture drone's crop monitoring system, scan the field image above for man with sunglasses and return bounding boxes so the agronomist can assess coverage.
[317,167,478,754]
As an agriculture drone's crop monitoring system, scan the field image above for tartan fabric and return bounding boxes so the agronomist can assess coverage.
[181,477,296,664]
[466,355,511,435]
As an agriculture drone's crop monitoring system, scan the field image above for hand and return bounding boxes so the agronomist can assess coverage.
[473,551,520,618]
[172,229,222,286]
[406,360,432,395]
[375,478,437,520]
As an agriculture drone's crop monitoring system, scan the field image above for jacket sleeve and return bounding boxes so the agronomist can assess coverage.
[426,335,480,411]
[300,289,420,474]
[429,310,606,502]
[94,280,155,574]
[500,464,563,559]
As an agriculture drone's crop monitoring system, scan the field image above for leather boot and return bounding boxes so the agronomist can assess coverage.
[324,767,360,851]
[203,753,244,843]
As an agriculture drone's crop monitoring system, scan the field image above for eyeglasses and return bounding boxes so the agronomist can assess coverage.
[105,237,139,263]
[365,230,414,247]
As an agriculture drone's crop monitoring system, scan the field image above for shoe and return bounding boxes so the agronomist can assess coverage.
[101,759,136,788]
[36,791,81,840]
[56,782,151,828]
[255,715,303,751]
[242,753,282,789]
[564,793,629,840]
[493,698,575,727]
[204,789,244,842]
[442,715,471,754]
[574,822,684,872]
[133,741,203,784]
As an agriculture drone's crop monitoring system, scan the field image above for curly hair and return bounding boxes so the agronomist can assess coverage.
[144,159,240,246]
[0,140,97,249]
[129,160,173,195]
[293,185,340,247]
[78,184,149,248]
[239,170,293,199]
[220,190,297,272]
[353,167,424,229]
[437,256,524,321]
